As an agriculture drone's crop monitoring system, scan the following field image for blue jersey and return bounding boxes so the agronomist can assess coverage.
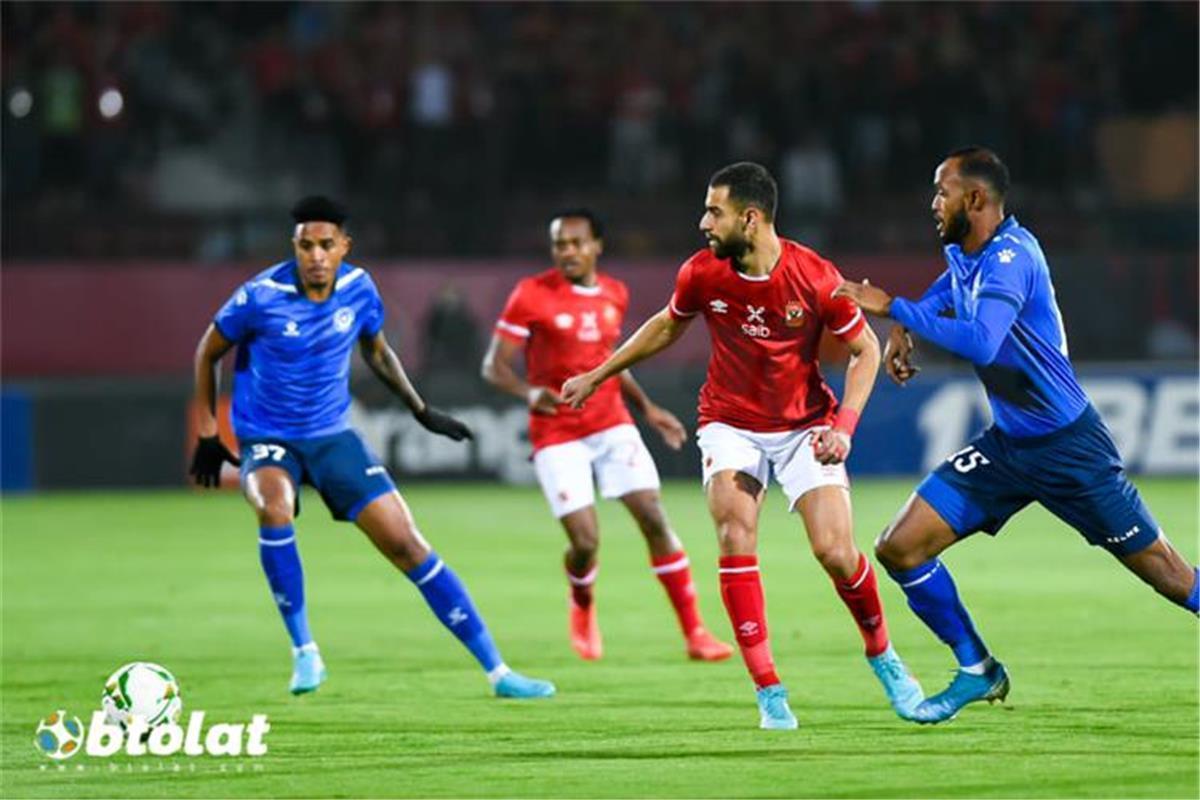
[891,216,1089,437]
[213,260,385,441]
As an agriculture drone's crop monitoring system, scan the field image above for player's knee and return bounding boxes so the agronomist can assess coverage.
[255,498,293,528]
[811,539,858,576]
[568,534,599,562]
[874,528,920,572]
[633,507,671,541]
[378,528,428,571]
[716,520,755,554]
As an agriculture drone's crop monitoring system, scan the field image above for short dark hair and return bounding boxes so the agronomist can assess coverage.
[946,146,1010,199]
[550,208,604,240]
[291,195,348,227]
[709,162,778,221]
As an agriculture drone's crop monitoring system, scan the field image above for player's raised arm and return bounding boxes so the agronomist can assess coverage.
[190,323,241,486]
[359,331,473,441]
[561,306,692,408]
[481,333,560,416]
[618,371,687,450]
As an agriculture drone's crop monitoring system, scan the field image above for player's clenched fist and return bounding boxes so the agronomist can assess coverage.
[883,325,920,386]
[190,435,241,487]
[414,405,474,441]
[811,428,852,465]
[560,372,599,409]
[526,386,562,416]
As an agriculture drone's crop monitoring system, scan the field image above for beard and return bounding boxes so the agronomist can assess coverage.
[939,207,971,245]
[709,232,750,261]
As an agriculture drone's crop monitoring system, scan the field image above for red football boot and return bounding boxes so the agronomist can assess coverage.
[569,597,603,660]
[686,627,735,661]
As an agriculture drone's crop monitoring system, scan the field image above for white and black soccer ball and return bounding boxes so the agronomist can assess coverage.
[34,710,84,760]
[101,662,182,731]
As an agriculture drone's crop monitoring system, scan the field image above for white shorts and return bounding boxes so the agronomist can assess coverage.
[697,422,849,511]
[533,424,661,518]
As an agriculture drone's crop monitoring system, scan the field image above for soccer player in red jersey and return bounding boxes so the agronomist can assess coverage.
[482,209,733,663]
[562,165,923,729]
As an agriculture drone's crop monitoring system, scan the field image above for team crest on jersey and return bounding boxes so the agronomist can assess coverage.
[333,306,356,333]
[554,313,574,330]
[785,301,805,327]
[603,304,618,323]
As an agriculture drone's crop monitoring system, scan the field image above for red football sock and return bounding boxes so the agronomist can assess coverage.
[652,551,703,636]
[718,555,780,688]
[565,556,597,609]
[832,553,890,657]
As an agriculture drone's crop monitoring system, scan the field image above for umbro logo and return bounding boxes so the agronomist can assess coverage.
[447,607,469,626]
[365,466,387,476]
[283,320,301,337]
[997,248,1016,264]
[737,620,759,638]
[709,299,729,314]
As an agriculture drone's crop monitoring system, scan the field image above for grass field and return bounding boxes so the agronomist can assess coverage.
[2,479,1197,799]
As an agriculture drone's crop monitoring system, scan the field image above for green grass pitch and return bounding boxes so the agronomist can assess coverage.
[3,479,1197,798]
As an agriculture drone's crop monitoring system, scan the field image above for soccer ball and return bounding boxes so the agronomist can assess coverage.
[34,710,84,760]
[101,662,182,731]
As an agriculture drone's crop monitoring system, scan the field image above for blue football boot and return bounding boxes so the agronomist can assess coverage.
[867,644,924,719]
[911,660,1010,724]
[755,684,799,730]
[494,670,556,699]
[289,648,327,695]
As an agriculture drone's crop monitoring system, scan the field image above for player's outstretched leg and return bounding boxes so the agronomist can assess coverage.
[876,494,1007,724]
[560,508,603,660]
[245,468,327,695]
[621,490,733,661]
[1116,533,1199,615]
[795,486,923,718]
[359,493,555,699]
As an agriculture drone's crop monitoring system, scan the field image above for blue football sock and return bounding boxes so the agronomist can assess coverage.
[888,559,989,667]
[1185,567,1199,614]
[406,552,503,672]
[259,525,313,648]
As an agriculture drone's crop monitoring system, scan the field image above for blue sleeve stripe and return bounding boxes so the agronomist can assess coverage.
[977,291,1021,310]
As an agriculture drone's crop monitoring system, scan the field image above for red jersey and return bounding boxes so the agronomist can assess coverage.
[496,268,634,450]
[667,239,865,432]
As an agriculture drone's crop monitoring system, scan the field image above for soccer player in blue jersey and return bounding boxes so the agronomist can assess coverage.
[189,195,555,700]
[835,147,1198,724]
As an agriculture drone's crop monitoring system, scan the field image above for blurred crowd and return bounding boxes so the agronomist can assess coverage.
[2,1,1197,261]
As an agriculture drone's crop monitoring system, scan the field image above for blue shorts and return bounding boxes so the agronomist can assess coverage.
[916,405,1160,556]
[238,430,396,522]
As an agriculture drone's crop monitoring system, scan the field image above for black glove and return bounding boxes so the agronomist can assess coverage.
[190,435,241,487]
[414,405,474,441]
